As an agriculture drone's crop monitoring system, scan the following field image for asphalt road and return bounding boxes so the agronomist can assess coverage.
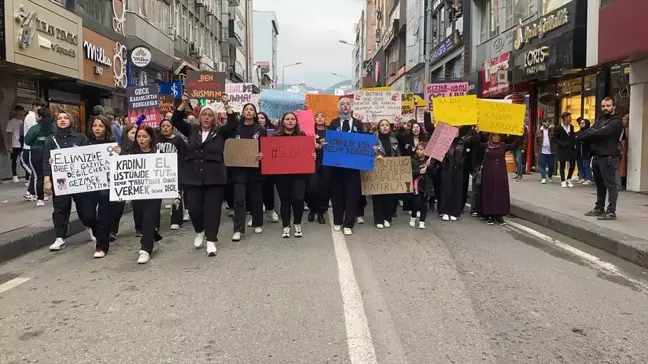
[1,206,647,364]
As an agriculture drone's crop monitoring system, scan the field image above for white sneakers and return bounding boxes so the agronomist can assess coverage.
[86,227,97,243]
[541,178,547,184]
[183,210,190,222]
[206,241,217,256]
[93,250,106,259]
[343,228,353,236]
[282,227,290,238]
[247,219,253,227]
[409,217,416,227]
[194,232,205,248]
[376,224,384,229]
[268,211,279,222]
[12,176,20,183]
[49,238,65,251]
[450,216,458,221]
[293,224,303,238]
[36,200,45,207]
[333,225,342,231]
[137,250,150,264]
[384,221,391,228]
[442,214,450,221]
[356,217,365,224]
[232,232,242,241]
[567,180,574,188]
[170,224,181,230]
[254,226,263,234]
[418,221,425,229]
[561,181,567,188]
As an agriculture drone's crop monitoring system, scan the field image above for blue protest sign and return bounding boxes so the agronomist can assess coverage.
[322,131,376,171]
[260,90,305,120]
[158,81,183,99]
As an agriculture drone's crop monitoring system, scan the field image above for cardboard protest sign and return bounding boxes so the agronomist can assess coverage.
[322,131,376,171]
[186,71,226,99]
[432,95,478,126]
[352,91,402,123]
[51,143,117,196]
[109,153,178,201]
[259,90,305,120]
[126,84,160,127]
[305,94,340,125]
[260,136,315,175]
[425,82,469,114]
[361,157,413,195]
[425,122,459,161]
[224,139,259,167]
[477,100,526,136]
[401,92,426,117]
[159,95,175,114]
[294,110,315,136]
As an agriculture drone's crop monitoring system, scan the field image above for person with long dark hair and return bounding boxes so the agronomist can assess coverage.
[43,112,95,251]
[270,112,316,238]
[24,107,55,207]
[410,142,433,229]
[110,124,137,240]
[372,119,401,228]
[171,93,238,256]
[156,118,188,230]
[306,111,330,224]
[328,97,365,235]
[257,111,279,222]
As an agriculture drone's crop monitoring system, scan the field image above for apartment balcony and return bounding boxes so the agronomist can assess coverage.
[228,19,243,46]
[228,0,240,6]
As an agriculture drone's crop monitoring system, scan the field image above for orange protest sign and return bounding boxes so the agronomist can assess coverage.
[305,94,340,125]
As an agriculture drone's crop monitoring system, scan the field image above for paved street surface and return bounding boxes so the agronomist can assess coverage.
[0,182,55,235]
[1,205,648,364]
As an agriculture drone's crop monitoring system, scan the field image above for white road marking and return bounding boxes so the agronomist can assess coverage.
[328,211,378,364]
[0,277,30,294]
[506,219,648,292]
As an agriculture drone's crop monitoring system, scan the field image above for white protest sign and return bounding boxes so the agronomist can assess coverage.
[51,143,117,196]
[225,83,254,93]
[352,91,402,123]
[210,92,256,113]
[109,153,178,201]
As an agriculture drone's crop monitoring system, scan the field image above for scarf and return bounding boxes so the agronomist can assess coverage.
[337,97,352,120]
[378,133,392,157]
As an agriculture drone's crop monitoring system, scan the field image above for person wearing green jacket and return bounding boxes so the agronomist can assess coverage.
[24,108,54,206]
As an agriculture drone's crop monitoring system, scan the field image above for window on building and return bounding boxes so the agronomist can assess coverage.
[76,0,112,27]
[506,0,533,28]
[542,0,571,15]
[181,6,188,39]
[174,1,180,37]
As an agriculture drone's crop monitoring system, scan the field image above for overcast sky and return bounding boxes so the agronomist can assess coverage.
[253,0,364,90]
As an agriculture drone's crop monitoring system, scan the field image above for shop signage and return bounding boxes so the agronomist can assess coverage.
[513,7,569,50]
[130,46,151,67]
[523,46,549,75]
[82,28,127,89]
[16,6,78,58]
[83,40,111,76]
[430,31,463,64]
[482,52,510,97]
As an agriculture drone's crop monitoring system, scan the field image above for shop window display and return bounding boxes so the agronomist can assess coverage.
[559,75,596,131]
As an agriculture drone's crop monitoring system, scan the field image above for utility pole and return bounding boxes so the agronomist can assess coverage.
[423,0,432,85]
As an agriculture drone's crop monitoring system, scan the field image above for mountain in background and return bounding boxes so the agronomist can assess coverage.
[276,79,352,94]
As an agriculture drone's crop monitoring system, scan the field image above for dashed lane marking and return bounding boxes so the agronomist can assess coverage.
[0,277,30,295]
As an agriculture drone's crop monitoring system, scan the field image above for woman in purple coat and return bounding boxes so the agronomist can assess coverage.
[472,131,522,225]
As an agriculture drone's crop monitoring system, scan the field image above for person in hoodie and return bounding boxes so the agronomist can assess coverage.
[24,107,55,207]
[156,118,188,230]
[372,119,401,229]
[268,112,317,238]
[43,112,96,251]
[87,115,120,258]
[327,97,365,236]
[257,111,280,223]
[575,118,593,185]
[306,111,330,224]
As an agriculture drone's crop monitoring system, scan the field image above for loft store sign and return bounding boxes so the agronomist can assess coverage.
[16,6,78,58]
[513,7,569,51]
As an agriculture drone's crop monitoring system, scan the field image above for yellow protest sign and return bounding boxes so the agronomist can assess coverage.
[477,100,526,136]
[401,92,425,118]
[305,94,340,125]
[432,95,478,126]
[362,86,391,91]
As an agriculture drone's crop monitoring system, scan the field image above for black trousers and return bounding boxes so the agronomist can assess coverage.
[10,147,21,176]
[133,201,143,232]
[21,150,32,189]
[225,184,234,209]
[592,156,620,213]
[471,176,483,214]
[90,193,113,252]
[307,167,330,213]
[233,181,263,231]
[411,193,428,222]
[372,194,395,225]
[262,178,276,211]
[170,188,187,225]
[52,193,95,239]
[186,185,225,242]
[110,201,126,234]
[275,175,307,228]
[28,149,44,200]
[559,157,576,182]
[132,199,161,254]
[330,168,362,228]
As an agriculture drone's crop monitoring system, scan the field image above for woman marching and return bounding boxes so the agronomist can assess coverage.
[269,112,317,238]
[437,131,468,222]
[171,93,237,256]
[110,124,136,239]
[43,112,96,251]
[257,111,280,222]
[328,97,365,235]
[410,143,434,229]
[156,118,188,230]
[372,119,401,228]
[231,103,267,241]
[306,111,330,224]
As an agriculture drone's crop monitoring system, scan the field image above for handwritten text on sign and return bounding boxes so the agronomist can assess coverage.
[425,122,459,161]
[51,143,117,196]
[109,154,178,201]
[477,100,526,136]
[210,92,255,113]
[425,82,469,112]
[432,95,478,126]
[361,157,413,195]
[186,71,226,99]
[322,131,376,171]
[352,91,402,123]
[260,136,315,175]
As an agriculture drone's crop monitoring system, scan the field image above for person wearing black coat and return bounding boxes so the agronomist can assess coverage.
[257,111,279,222]
[575,118,593,184]
[171,93,238,256]
[328,97,366,235]
[373,119,401,228]
[555,112,577,187]
[410,144,434,229]
[307,111,330,224]
[156,118,188,230]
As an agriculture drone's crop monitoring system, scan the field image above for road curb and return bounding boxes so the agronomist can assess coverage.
[469,189,648,268]
[0,204,133,264]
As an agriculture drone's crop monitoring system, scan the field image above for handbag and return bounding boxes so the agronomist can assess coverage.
[472,150,488,186]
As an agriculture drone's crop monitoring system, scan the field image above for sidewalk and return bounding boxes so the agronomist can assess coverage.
[504,174,648,268]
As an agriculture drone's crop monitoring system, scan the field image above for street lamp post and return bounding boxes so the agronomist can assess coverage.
[331,72,349,79]
[282,62,303,90]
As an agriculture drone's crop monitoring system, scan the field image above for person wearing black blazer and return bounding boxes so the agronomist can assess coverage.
[171,93,238,257]
[555,112,577,188]
[327,97,365,236]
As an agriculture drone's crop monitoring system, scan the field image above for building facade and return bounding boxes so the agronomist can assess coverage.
[252,10,279,88]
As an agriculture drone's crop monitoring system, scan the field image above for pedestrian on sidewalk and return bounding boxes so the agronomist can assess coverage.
[43,112,96,251]
[575,118,593,184]
[534,118,556,184]
[577,97,624,221]
[512,124,528,182]
[21,98,45,199]
[6,105,25,183]
[555,112,577,188]
[24,107,55,207]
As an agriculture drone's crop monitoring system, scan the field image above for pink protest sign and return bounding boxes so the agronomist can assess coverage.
[425,122,459,161]
[295,109,315,136]
[425,82,469,112]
